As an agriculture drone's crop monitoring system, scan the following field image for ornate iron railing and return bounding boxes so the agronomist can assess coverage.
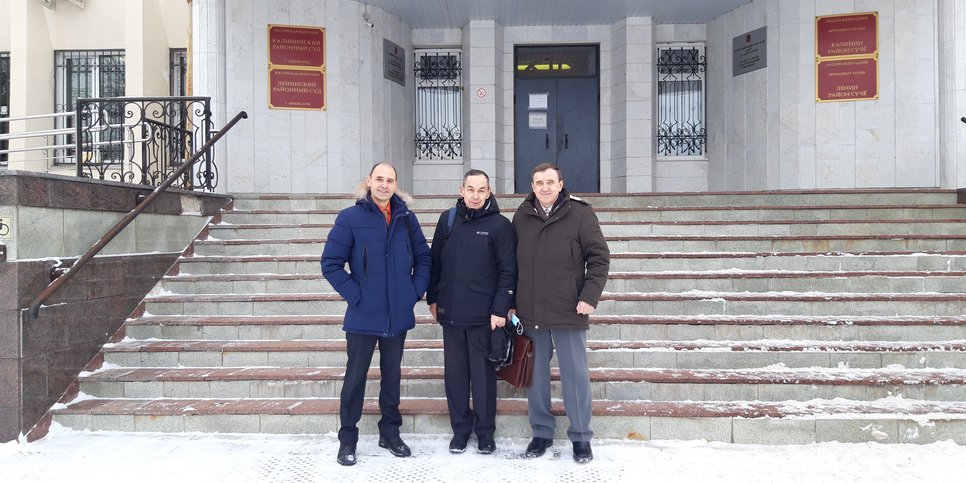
[414,49,462,159]
[26,110,248,322]
[657,45,707,157]
[75,96,217,191]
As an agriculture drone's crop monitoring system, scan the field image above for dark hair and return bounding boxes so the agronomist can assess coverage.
[463,169,490,185]
[531,163,562,181]
[369,162,398,178]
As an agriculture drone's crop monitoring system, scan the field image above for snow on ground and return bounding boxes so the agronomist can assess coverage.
[2,424,966,483]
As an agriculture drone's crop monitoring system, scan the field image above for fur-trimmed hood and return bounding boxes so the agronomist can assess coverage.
[353,181,414,204]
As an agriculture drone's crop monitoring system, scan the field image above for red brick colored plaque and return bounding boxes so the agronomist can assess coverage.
[269,68,326,110]
[269,25,325,68]
[816,12,877,58]
[816,57,878,102]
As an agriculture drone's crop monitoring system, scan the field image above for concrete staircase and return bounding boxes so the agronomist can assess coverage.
[51,189,966,444]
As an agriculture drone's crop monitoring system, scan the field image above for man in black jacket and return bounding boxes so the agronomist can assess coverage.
[427,169,517,455]
[512,163,609,464]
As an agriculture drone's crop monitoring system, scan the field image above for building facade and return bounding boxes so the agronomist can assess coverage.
[0,0,189,176]
[4,0,966,194]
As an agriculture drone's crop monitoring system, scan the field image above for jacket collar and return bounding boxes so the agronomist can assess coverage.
[457,195,501,220]
[358,192,408,219]
[521,188,570,218]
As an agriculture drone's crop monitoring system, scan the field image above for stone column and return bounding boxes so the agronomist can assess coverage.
[611,17,656,192]
[7,0,54,171]
[463,20,505,190]
[938,0,966,188]
[190,0,229,193]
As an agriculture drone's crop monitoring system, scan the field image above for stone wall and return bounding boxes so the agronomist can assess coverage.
[0,171,230,442]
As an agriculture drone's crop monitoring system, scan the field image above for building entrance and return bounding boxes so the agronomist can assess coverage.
[513,45,600,193]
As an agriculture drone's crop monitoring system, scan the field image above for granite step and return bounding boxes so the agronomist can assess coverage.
[77,366,966,402]
[187,234,966,256]
[216,204,966,224]
[202,218,966,240]
[141,291,966,317]
[123,314,966,342]
[50,396,966,443]
[172,251,966,275]
[156,270,966,295]
[228,189,961,210]
[99,338,966,370]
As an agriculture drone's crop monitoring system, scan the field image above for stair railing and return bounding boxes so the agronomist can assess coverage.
[23,110,249,321]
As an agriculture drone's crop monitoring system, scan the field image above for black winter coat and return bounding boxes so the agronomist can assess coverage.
[512,189,609,330]
[427,196,517,326]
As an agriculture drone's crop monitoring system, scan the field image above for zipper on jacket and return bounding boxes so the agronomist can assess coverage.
[363,245,368,280]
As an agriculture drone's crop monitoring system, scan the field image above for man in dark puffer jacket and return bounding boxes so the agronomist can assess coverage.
[427,169,517,455]
[321,163,432,466]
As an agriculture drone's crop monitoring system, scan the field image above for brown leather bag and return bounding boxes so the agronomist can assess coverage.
[497,333,534,388]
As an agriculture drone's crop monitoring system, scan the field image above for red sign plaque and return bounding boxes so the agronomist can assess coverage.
[269,25,325,68]
[269,68,326,110]
[816,57,878,102]
[816,12,877,58]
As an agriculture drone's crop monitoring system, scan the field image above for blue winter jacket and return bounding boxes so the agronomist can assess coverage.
[321,193,432,336]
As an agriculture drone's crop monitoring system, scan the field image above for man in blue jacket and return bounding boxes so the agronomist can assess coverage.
[427,169,517,455]
[321,163,432,466]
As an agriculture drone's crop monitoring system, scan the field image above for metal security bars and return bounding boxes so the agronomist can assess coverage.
[656,44,707,157]
[0,52,9,166]
[170,48,188,97]
[75,97,217,191]
[414,49,462,159]
[54,50,126,164]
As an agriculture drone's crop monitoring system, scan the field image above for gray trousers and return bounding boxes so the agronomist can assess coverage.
[524,327,593,442]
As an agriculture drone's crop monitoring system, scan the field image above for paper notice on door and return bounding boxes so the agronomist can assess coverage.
[529,93,548,110]
[528,112,547,129]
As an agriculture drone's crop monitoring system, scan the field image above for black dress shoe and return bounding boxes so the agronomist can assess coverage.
[524,437,553,458]
[449,433,469,454]
[378,435,412,457]
[477,434,495,454]
[337,441,357,466]
[572,441,593,463]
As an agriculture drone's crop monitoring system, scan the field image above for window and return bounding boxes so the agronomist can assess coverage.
[170,48,187,96]
[1,52,9,167]
[54,50,125,164]
[656,44,706,157]
[413,49,462,160]
[515,45,597,78]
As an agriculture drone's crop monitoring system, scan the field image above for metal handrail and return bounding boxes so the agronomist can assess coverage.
[24,110,249,321]
[0,111,75,123]
[1,138,142,155]
[0,128,75,140]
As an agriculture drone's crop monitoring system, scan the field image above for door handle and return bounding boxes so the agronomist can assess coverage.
[564,134,568,149]
[545,133,549,149]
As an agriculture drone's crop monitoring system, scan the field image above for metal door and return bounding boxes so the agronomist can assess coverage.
[514,45,599,193]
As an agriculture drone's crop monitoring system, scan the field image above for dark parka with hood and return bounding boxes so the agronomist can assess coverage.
[512,189,610,330]
[427,196,517,326]
[321,188,432,337]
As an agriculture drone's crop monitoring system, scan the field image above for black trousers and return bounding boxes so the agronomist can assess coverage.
[442,324,497,437]
[338,331,407,444]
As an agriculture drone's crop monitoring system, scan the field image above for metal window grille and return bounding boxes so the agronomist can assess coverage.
[0,52,9,167]
[170,48,187,96]
[657,44,706,157]
[168,49,189,165]
[413,49,462,160]
[54,49,126,164]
